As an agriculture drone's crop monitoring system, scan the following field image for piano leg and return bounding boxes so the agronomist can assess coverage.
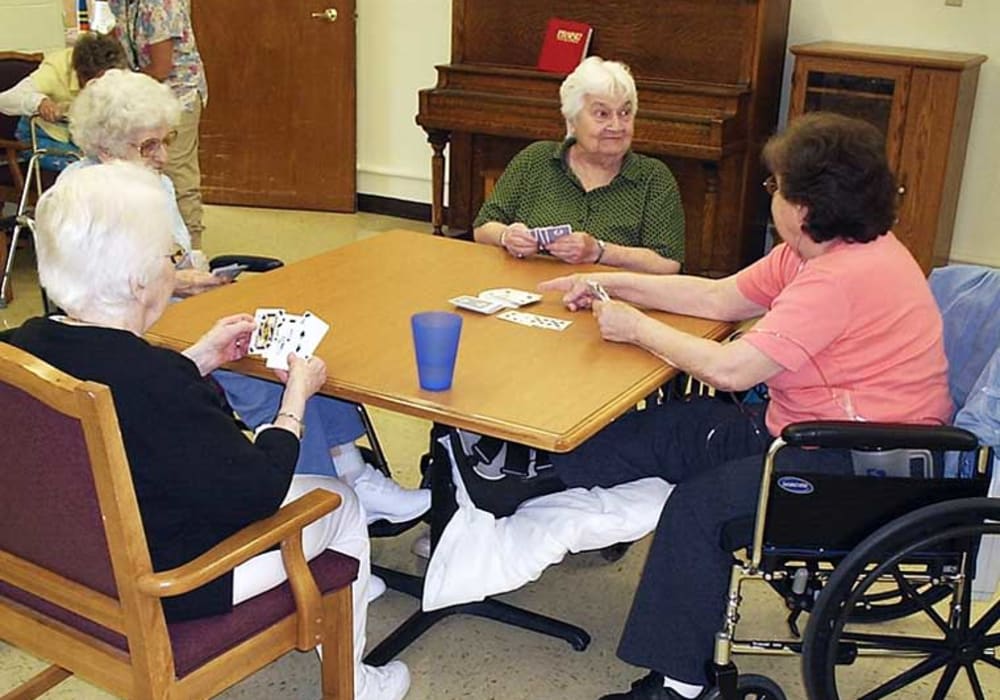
[428,129,450,236]
[364,425,592,665]
[699,161,721,276]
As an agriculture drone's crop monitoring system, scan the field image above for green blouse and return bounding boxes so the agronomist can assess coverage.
[473,139,685,263]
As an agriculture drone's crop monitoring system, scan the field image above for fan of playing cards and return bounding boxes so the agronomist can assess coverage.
[249,308,330,371]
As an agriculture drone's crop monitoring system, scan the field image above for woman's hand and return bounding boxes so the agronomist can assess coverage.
[593,300,645,344]
[183,314,255,375]
[174,268,229,297]
[546,231,601,264]
[37,98,64,123]
[538,273,597,311]
[274,354,327,399]
[500,223,539,259]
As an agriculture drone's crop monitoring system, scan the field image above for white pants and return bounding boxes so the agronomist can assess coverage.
[232,474,371,691]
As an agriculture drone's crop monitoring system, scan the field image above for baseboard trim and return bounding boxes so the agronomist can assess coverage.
[357,194,439,222]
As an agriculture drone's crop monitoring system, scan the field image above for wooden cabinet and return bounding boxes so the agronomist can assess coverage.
[789,42,987,273]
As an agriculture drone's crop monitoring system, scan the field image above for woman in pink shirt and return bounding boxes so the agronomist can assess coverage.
[539,112,952,700]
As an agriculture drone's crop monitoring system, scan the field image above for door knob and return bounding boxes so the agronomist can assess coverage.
[311,8,338,22]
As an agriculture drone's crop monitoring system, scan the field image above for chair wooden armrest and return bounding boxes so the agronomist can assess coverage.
[138,488,343,650]
[137,488,341,597]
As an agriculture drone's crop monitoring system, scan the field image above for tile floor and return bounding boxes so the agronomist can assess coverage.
[1,205,997,699]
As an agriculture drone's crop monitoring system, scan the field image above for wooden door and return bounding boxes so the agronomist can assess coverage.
[191,0,356,211]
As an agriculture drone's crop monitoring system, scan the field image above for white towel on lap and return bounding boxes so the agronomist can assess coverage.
[422,435,673,611]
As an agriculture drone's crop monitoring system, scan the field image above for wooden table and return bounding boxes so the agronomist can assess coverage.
[149,228,733,663]
[149,229,732,452]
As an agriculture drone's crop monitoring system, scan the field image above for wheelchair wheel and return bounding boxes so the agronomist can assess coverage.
[703,674,786,700]
[802,497,1000,700]
[848,575,953,624]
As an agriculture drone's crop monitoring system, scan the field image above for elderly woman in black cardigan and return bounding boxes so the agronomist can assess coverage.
[8,162,410,700]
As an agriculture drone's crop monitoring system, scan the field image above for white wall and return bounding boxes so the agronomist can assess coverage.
[356,0,451,203]
[357,0,999,265]
[0,0,67,51]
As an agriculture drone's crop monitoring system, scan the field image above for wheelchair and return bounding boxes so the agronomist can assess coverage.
[705,421,997,700]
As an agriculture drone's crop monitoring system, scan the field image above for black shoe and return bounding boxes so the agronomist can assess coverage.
[600,672,699,700]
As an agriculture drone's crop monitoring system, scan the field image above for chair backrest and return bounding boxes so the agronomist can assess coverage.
[929,264,1000,422]
[0,342,171,680]
[0,52,43,143]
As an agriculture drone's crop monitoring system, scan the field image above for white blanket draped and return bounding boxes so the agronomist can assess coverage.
[422,435,673,611]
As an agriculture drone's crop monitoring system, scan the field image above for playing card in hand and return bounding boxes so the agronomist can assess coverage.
[529,224,572,248]
[249,308,330,370]
[266,311,330,370]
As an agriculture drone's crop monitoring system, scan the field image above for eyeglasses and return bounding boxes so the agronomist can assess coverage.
[762,175,779,196]
[134,130,178,159]
[166,249,186,266]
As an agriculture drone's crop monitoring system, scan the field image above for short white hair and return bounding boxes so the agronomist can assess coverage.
[35,161,174,318]
[68,68,182,158]
[559,56,638,136]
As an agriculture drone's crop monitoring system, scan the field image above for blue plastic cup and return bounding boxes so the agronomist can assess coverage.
[411,311,463,391]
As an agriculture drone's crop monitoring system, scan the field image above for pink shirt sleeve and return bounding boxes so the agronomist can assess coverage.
[736,246,851,372]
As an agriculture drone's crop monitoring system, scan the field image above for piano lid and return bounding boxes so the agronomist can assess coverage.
[451,0,767,86]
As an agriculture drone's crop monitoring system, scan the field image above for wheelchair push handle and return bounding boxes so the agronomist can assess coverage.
[781,421,978,452]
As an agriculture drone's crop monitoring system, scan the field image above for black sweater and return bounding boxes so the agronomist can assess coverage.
[11,317,299,620]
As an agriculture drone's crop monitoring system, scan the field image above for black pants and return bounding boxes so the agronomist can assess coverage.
[551,398,851,684]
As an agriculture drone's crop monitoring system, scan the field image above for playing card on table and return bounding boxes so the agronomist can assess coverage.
[497,309,572,331]
[529,224,572,247]
[449,294,508,314]
[479,288,542,308]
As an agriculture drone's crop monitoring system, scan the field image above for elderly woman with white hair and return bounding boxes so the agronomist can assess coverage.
[7,162,411,700]
[64,67,221,297]
[473,56,684,274]
[62,68,431,529]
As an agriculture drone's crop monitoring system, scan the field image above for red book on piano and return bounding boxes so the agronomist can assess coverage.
[537,18,593,74]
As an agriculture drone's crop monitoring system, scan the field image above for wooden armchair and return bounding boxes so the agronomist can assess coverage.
[0,342,358,699]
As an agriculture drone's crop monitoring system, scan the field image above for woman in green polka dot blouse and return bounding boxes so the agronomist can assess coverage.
[473,56,685,274]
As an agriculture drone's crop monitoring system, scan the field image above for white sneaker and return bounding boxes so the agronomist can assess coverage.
[411,532,431,559]
[367,574,387,603]
[357,661,410,700]
[352,464,431,525]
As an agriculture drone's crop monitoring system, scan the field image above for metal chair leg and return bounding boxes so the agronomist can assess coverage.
[356,403,391,474]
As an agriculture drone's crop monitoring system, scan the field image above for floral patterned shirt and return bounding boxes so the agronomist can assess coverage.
[109,0,207,110]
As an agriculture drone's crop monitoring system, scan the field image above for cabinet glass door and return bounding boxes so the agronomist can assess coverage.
[804,72,895,134]
[790,60,910,172]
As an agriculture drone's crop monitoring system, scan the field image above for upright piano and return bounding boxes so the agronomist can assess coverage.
[416,0,791,276]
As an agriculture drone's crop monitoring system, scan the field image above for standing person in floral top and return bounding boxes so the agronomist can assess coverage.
[108,0,207,248]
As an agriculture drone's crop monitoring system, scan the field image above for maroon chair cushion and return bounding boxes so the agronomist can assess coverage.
[0,549,358,678]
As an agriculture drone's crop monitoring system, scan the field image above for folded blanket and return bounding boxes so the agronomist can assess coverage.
[422,434,673,611]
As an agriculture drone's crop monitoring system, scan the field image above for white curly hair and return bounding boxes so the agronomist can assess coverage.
[68,68,182,159]
[559,56,638,138]
[35,161,174,319]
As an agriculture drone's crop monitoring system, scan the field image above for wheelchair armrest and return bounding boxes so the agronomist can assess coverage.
[781,421,979,452]
[209,254,284,273]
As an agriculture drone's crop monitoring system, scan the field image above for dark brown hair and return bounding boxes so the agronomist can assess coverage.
[72,32,127,86]
[762,112,897,244]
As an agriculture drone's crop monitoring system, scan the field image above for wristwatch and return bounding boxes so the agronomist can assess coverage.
[594,239,607,264]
